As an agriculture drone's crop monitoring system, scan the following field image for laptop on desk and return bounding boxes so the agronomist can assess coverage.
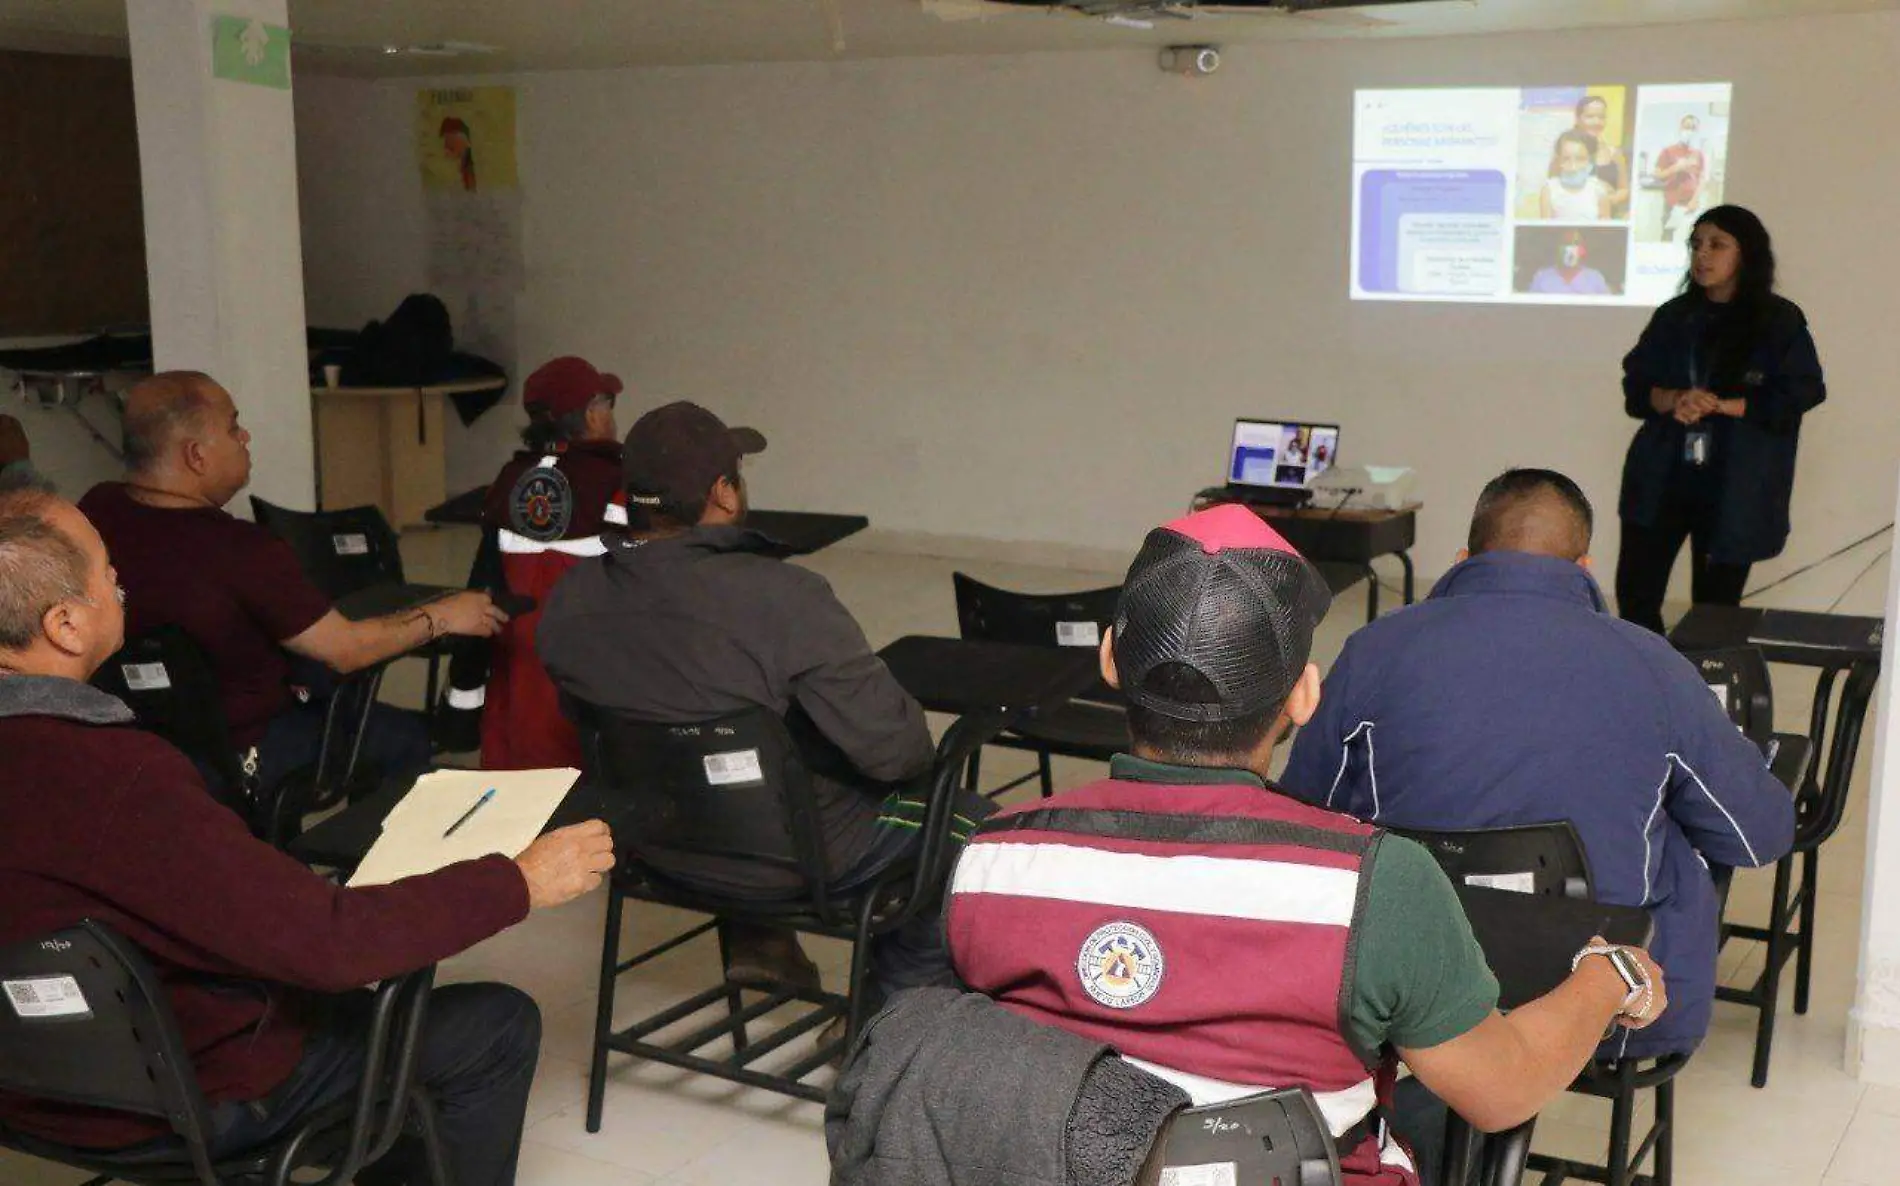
[1218,418,1341,508]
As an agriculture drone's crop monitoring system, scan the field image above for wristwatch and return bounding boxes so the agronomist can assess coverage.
[1572,943,1652,1021]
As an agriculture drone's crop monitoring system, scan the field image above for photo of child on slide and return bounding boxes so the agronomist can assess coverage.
[1516,86,1633,223]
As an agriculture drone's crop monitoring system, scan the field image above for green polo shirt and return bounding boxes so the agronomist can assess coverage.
[1110,755,1499,1056]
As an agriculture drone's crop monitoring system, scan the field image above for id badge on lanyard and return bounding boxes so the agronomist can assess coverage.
[1685,338,1713,468]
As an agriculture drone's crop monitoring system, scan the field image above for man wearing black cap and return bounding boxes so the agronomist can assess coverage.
[538,401,960,994]
[945,505,1669,1186]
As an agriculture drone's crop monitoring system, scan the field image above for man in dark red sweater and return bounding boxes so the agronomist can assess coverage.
[0,489,615,1185]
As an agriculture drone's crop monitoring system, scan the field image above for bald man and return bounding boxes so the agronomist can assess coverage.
[0,488,614,1185]
[78,371,506,799]
[1283,468,1793,1064]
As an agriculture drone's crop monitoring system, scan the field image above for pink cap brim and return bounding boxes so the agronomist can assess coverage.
[1162,503,1304,558]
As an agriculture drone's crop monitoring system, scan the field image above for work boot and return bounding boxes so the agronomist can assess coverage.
[722,922,821,992]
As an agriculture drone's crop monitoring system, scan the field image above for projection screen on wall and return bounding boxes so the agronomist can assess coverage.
[1351,82,1733,306]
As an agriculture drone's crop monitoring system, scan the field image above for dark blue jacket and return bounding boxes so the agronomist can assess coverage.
[1283,550,1795,1058]
[1620,292,1825,564]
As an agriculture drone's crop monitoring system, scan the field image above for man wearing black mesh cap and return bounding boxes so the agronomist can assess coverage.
[945,505,1669,1186]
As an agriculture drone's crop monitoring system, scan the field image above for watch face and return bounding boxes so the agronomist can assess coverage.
[1607,948,1644,992]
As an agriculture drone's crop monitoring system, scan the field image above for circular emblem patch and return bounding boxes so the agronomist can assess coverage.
[508,464,573,543]
[1077,921,1165,1010]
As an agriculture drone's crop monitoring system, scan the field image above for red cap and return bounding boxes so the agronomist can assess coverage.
[523,356,623,419]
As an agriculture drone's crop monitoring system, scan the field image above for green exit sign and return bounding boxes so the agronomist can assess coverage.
[210,14,291,90]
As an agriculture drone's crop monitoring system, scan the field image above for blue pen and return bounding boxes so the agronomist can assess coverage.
[443,788,497,838]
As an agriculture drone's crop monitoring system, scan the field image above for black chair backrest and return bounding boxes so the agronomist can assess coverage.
[250,496,405,600]
[572,703,832,904]
[1686,646,1774,750]
[1391,821,1594,901]
[0,921,216,1163]
[952,573,1121,701]
[90,626,245,805]
[1163,1086,1340,1186]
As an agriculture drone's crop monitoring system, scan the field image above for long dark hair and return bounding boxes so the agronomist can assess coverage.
[1683,204,1777,304]
[1684,205,1778,382]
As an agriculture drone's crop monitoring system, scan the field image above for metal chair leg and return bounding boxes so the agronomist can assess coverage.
[1794,847,1819,1015]
[586,887,624,1133]
[1606,1064,1635,1186]
[965,748,983,794]
[409,1092,454,1186]
[1037,749,1054,798]
[843,899,879,1048]
[1652,1076,1674,1186]
[1751,857,1794,1088]
[715,920,749,1054]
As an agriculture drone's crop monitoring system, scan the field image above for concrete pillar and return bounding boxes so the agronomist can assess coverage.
[126,0,314,511]
[1850,469,1900,1083]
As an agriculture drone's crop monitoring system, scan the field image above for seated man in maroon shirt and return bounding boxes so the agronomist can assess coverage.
[79,371,507,794]
[0,488,614,1186]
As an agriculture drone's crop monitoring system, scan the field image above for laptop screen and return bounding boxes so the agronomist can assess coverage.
[1229,419,1341,489]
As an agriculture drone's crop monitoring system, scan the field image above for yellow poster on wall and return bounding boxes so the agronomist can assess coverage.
[416,87,517,192]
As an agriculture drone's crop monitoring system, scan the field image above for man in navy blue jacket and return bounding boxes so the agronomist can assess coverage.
[1283,469,1794,1059]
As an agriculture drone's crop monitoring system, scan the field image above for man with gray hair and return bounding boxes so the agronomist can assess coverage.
[78,371,506,794]
[0,488,615,1185]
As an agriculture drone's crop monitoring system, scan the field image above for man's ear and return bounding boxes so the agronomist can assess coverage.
[1455,547,1471,564]
[180,434,209,477]
[1578,553,1594,571]
[706,477,738,519]
[1283,662,1322,728]
[40,602,85,660]
[1098,627,1121,690]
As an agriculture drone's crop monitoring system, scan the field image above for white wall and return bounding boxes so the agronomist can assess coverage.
[294,10,1900,612]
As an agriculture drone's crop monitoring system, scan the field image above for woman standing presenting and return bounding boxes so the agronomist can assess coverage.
[1616,205,1826,633]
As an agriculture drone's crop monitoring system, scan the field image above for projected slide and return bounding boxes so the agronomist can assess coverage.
[1351,83,1732,306]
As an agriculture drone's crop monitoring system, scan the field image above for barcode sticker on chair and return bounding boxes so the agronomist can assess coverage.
[1056,621,1101,648]
[703,749,765,787]
[1463,872,1537,895]
[4,976,91,1020]
[332,533,370,556]
[1707,682,1729,711]
[1159,1165,1236,1186]
[122,662,171,692]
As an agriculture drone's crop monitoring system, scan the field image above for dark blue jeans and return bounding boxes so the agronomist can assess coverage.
[834,786,995,1009]
[209,983,540,1186]
[255,697,433,794]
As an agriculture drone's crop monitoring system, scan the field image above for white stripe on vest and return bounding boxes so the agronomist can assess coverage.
[498,529,606,557]
[446,686,486,710]
[1122,1055,1376,1136]
[952,842,1359,927]
[603,502,628,526]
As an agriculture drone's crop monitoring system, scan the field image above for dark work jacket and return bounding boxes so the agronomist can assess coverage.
[1282,552,1797,1059]
[1618,292,1825,564]
[536,524,933,896]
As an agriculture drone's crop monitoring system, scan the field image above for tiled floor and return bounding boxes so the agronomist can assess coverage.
[5,527,1892,1185]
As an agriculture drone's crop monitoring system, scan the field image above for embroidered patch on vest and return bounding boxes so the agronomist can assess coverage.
[508,464,574,542]
[1077,921,1165,1009]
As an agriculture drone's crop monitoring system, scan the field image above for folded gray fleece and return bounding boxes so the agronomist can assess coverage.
[827,987,1188,1186]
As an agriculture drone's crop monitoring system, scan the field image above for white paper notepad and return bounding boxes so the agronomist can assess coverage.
[347,768,580,888]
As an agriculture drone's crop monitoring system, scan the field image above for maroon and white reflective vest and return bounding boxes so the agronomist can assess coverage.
[947,776,1419,1186]
[466,441,624,770]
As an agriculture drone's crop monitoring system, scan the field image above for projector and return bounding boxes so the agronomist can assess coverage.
[1309,465,1415,511]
